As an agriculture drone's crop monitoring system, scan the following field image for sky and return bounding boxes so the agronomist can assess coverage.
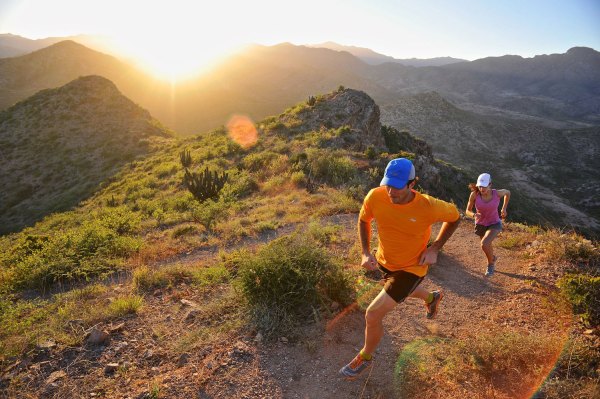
[1,0,599,79]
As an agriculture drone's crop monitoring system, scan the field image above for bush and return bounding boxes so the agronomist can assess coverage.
[236,234,352,337]
[306,150,356,186]
[190,199,229,232]
[558,273,600,326]
[107,295,144,317]
[542,231,598,264]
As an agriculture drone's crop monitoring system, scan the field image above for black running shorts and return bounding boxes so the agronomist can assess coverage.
[378,264,424,303]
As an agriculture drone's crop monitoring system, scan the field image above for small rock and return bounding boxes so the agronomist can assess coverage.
[254,332,263,343]
[37,340,56,350]
[330,301,340,310]
[177,353,190,367]
[86,328,110,345]
[184,309,201,321]
[584,329,595,335]
[180,299,198,307]
[45,370,66,384]
[109,323,125,333]
[280,337,288,343]
[104,363,119,374]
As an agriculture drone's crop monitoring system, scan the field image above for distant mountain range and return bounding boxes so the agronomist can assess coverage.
[0,38,598,233]
[308,41,467,66]
[1,40,599,132]
[0,33,116,58]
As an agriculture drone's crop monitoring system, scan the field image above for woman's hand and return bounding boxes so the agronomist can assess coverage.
[501,209,507,219]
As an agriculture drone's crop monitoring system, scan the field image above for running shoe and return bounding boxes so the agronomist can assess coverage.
[339,353,373,379]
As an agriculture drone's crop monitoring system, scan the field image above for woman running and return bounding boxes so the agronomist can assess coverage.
[465,173,510,276]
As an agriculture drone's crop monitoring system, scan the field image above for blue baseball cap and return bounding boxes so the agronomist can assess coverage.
[380,158,416,189]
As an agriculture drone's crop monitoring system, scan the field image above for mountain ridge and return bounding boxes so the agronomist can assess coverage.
[0,75,173,234]
[308,41,468,66]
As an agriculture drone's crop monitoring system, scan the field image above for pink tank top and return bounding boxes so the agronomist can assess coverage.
[475,189,501,226]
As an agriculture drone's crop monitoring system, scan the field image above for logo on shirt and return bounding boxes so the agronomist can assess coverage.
[409,218,417,222]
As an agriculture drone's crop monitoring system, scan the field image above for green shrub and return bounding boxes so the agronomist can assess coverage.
[220,170,258,200]
[241,152,279,172]
[236,234,352,338]
[193,265,230,287]
[4,217,142,291]
[558,273,600,326]
[190,199,229,232]
[306,150,356,186]
[307,221,341,245]
[107,295,144,317]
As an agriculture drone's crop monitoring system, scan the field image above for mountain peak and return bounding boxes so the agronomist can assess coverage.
[566,46,600,59]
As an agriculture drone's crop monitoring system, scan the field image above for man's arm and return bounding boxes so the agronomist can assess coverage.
[358,219,377,270]
[418,217,461,265]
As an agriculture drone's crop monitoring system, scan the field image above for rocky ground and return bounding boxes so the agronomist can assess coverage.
[0,217,582,398]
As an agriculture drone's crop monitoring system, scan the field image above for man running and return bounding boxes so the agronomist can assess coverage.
[340,158,460,379]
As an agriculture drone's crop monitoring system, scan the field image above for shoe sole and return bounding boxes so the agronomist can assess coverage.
[427,292,444,319]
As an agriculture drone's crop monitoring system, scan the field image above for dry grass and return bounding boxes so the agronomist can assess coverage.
[394,332,563,399]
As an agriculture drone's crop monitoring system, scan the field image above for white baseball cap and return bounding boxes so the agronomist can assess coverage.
[476,173,491,187]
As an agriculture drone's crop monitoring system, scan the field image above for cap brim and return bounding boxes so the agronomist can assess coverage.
[380,176,408,189]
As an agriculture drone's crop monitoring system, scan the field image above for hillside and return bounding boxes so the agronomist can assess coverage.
[380,92,600,236]
[0,75,173,234]
[0,88,597,398]
[1,42,597,225]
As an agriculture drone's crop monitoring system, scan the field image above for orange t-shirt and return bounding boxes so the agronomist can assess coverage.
[359,187,459,277]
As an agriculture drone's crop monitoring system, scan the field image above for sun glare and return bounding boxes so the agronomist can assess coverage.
[227,115,258,149]
[115,35,238,82]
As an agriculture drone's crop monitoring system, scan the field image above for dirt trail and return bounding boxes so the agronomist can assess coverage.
[254,219,571,399]
[3,216,573,399]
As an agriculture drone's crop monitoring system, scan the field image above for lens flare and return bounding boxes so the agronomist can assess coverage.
[226,115,258,149]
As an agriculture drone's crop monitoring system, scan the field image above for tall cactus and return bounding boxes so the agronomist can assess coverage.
[179,149,192,169]
[183,167,228,203]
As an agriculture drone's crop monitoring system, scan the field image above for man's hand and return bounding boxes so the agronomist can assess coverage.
[418,246,440,265]
[361,253,377,271]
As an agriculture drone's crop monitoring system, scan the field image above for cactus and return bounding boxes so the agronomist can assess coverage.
[179,149,192,169]
[307,96,316,106]
[183,167,228,203]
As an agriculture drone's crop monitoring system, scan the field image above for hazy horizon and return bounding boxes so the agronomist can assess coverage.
[1,0,599,79]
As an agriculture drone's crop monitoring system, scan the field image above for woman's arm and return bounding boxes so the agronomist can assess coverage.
[497,189,511,219]
[465,191,478,218]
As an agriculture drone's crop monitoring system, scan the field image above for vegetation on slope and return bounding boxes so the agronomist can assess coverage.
[0,86,597,398]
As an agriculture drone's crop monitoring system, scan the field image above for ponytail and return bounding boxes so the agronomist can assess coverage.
[468,183,480,194]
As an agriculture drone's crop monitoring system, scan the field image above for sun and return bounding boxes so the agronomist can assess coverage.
[115,33,237,82]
